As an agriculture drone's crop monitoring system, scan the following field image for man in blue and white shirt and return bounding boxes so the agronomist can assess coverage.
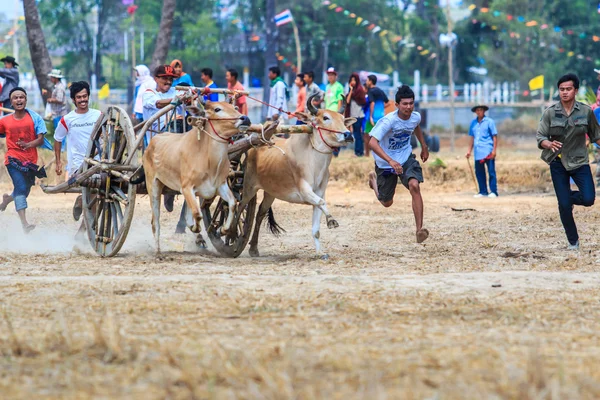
[368,85,430,243]
[466,105,498,198]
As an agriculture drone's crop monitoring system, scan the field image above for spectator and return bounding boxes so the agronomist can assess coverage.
[345,72,367,156]
[294,73,306,125]
[303,71,323,108]
[201,68,218,102]
[466,105,498,198]
[44,69,69,129]
[133,65,156,122]
[0,56,20,112]
[171,59,194,87]
[365,74,389,136]
[226,68,247,115]
[267,66,288,121]
[324,67,344,112]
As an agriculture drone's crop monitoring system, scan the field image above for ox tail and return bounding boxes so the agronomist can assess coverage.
[266,207,286,236]
[129,166,146,185]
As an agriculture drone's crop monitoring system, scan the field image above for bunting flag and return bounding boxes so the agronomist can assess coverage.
[466,2,600,50]
[98,83,110,100]
[528,75,544,91]
[320,1,436,60]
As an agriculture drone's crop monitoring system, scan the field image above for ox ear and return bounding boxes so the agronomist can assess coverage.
[344,117,357,128]
[295,111,313,123]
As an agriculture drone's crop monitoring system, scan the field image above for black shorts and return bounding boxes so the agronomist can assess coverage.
[375,154,424,203]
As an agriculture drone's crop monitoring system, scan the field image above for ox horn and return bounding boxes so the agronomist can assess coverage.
[306,93,320,116]
[339,100,347,115]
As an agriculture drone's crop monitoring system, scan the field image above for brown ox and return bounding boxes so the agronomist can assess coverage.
[143,101,251,253]
[240,94,356,258]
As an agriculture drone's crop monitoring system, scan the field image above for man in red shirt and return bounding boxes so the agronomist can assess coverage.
[294,73,307,125]
[0,87,46,233]
[226,68,247,115]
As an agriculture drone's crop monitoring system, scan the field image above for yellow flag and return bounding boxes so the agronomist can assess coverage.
[528,75,544,91]
[356,17,363,25]
[98,83,110,100]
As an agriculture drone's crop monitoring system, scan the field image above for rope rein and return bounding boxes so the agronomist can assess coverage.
[177,87,347,153]
[242,93,346,153]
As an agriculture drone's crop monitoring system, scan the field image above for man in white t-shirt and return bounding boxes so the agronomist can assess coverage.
[54,81,101,177]
[367,85,430,243]
[142,64,179,146]
[54,80,102,223]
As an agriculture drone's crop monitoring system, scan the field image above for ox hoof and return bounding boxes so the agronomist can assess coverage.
[327,219,339,229]
[249,247,260,257]
[195,235,207,249]
[320,254,330,261]
[190,224,200,234]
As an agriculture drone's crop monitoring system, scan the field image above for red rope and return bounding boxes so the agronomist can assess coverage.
[244,93,348,150]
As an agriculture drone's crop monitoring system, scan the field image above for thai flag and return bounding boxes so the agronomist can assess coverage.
[275,9,293,26]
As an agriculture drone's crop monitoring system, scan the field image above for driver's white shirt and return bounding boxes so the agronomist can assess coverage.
[142,87,176,136]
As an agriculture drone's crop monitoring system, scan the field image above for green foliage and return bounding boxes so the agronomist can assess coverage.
[455,0,599,90]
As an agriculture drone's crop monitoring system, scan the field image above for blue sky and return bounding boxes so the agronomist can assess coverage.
[3,1,23,20]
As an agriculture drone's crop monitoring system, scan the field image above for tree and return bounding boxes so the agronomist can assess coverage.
[150,0,177,72]
[22,0,53,98]
[38,0,123,83]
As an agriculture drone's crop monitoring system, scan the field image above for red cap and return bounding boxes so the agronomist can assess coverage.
[154,64,177,78]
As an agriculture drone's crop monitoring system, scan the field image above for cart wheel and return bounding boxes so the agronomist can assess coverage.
[201,154,257,257]
[81,107,138,257]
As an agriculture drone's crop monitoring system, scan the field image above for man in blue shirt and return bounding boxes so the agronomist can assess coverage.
[200,68,218,102]
[466,104,498,198]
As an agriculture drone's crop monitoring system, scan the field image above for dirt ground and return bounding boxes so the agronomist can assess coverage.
[1,147,600,399]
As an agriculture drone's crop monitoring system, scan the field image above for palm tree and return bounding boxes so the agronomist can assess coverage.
[22,0,53,97]
[150,0,177,73]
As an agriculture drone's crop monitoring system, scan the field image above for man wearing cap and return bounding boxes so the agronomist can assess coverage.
[143,64,186,213]
[0,56,20,112]
[0,87,47,233]
[324,67,344,112]
[142,64,179,146]
[43,69,69,128]
[466,104,498,198]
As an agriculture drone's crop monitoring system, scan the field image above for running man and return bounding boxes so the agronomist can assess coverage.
[53,81,102,221]
[536,73,600,250]
[0,87,47,233]
[368,85,430,243]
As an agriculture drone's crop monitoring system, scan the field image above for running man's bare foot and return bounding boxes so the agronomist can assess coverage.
[0,194,12,212]
[23,224,36,234]
[416,228,429,243]
[368,171,379,198]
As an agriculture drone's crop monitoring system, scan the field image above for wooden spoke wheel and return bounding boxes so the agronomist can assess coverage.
[80,107,139,257]
[201,153,257,258]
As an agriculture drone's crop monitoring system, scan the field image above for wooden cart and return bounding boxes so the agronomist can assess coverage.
[41,89,312,258]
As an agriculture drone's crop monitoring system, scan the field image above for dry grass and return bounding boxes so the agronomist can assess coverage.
[1,285,600,399]
[1,144,600,398]
[330,140,553,193]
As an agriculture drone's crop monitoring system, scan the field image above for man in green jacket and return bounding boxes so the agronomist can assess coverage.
[536,73,600,250]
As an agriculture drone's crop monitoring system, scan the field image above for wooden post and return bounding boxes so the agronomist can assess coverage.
[446,0,455,152]
[291,19,302,73]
